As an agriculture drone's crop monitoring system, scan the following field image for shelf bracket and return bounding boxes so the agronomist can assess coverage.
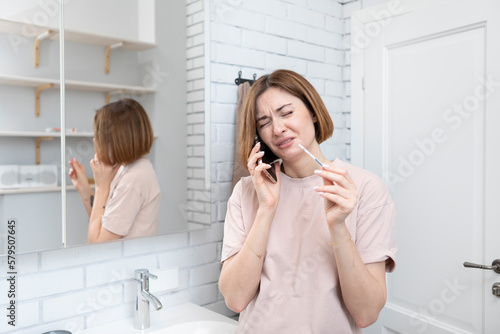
[105,89,126,104]
[105,42,124,74]
[35,83,55,117]
[35,136,53,165]
[34,30,53,68]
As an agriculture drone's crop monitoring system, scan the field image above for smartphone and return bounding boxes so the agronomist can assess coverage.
[254,135,280,183]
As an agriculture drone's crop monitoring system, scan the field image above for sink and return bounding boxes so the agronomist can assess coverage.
[152,320,237,334]
[73,303,238,334]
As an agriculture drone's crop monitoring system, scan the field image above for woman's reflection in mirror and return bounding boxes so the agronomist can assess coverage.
[69,98,161,243]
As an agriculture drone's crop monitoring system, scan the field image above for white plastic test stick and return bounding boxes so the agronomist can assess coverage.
[298,144,323,166]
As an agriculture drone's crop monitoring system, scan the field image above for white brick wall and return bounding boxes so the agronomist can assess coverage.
[186,0,211,227]
[0,228,229,334]
[0,1,374,332]
[210,0,346,173]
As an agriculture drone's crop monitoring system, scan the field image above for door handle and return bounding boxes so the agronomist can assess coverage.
[463,259,500,274]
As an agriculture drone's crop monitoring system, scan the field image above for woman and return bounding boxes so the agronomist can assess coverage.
[69,98,161,243]
[219,70,397,333]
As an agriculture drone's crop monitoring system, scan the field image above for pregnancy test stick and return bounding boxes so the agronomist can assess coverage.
[298,144,323,166]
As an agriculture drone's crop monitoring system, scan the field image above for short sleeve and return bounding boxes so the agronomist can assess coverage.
[101,183,142,236]
[221,180,248,262]
[354,177,397,273]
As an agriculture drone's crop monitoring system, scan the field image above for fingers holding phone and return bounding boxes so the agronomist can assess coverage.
[248,139,281,210]
[248,140,280,183]
[252,136,281,181]
[257,157,279,184]
[247,142,263,173]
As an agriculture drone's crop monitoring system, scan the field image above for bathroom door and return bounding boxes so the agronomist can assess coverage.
[350,0,500,333]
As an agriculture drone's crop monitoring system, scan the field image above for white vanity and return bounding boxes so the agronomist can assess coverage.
[73,303,237,334]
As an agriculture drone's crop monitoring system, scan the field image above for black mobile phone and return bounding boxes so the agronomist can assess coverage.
[254,135,279,183]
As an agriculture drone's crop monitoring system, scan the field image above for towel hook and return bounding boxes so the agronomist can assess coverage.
[235,71,257,86]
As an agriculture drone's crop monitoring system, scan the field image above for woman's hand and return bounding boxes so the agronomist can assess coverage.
[69,158,91,193]
[247,142,281,211]
[69,158,94,216]
[90,154,119,191]
[314,165,358,229]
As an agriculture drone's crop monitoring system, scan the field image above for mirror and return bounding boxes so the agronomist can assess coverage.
[0,1,64,253]
[0,0,210,254]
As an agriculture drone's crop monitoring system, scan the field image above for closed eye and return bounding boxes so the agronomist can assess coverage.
[256,115,271,128]
[258,120,271,128]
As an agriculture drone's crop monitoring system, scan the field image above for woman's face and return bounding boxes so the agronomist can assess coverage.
[255,87,318,163]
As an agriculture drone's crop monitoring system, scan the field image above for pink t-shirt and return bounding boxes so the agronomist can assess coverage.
[222,159,397,334]
[101,158,161,239]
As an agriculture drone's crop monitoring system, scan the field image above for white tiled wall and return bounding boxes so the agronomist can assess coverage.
[0,227,228,333]
[186,0,211,227]
[0,0,382,332]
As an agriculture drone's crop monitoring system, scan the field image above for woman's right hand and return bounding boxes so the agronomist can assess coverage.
[90,154,119,192]
[247,142,281,211]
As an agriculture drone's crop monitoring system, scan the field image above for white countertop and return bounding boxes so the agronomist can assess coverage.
[73,303,237,334]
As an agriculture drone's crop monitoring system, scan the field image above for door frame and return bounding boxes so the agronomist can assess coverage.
[484,0,500,330]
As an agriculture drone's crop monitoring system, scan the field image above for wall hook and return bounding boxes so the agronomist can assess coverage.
[235,71,257,86]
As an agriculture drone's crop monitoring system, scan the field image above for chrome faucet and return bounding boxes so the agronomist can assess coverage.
[134,268,163,330]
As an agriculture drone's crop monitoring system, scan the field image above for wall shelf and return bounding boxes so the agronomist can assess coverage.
[0,18,157,71]
[0,74,157,116]
[0,131,158,138]
[0,130,157,165]
[0,185,78,195]
[0,18,157,51]
[0,130,94,138]
[0,130,94,164]
[0,74,156,95]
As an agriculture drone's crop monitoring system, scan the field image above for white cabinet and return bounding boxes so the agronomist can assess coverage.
[0,15,157,252]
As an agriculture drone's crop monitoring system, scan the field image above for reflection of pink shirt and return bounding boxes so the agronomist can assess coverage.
[222,159,397,334]
[101,158,160,239]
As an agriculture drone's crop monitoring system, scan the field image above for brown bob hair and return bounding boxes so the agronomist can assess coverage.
[93,98,154,165]
[239,69,334,167]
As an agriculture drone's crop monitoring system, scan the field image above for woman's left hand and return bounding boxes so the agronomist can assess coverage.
[90,154,119,190]
[314,165,358,229]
